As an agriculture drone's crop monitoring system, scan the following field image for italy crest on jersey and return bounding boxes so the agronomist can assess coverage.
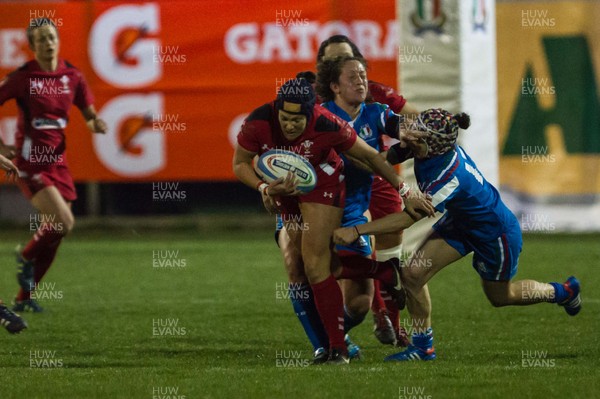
[358,125,373,139]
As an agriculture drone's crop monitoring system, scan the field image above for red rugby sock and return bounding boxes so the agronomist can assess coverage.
[18,226,63,301]
[371,280,386,312]
[379,285,400,332]
[310,275,345,351]
[16,288,29,301]
[337,255,395,284]
[34,237,62,284]
[22,226,63,262]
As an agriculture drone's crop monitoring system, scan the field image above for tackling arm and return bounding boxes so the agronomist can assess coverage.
[333,210,428,246]
[344,137,402,189]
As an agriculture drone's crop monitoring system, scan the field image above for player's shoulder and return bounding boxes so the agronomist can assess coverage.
[419,150,458,176]
[364,101,389,114]
[367,80,395,96]
[0,61,34,87]
[6,60,35,76]
[367,80,406,110]
[246,103,274,123]
[313,106,346,133]
[61,60,84,76]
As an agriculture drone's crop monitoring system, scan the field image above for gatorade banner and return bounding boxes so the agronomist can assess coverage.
[497,1,600,231]
[0,0,398,182]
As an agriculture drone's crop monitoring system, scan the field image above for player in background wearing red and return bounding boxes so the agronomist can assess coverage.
[0,19,107,312]
[234,78,433,363]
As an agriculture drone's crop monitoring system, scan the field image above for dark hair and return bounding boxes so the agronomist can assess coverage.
[454,112,470,129]
[27,18,58,46]
[316,56,367,102]
[295,71,316,84]
[316,35,364,63]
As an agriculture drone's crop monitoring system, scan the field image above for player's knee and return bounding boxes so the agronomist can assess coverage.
[401,265,426,292]
[303,258,329,283]
[346,297,370,317]
[59,215,75,235]
[286,262,307,284]
[487,295,510,307]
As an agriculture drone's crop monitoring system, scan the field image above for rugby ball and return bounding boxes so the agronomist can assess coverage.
[256,149,317,193]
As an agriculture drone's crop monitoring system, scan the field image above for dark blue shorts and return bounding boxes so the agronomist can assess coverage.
[433,214,522,281]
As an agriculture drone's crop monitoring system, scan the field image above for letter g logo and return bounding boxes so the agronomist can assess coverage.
[89,3,161,87]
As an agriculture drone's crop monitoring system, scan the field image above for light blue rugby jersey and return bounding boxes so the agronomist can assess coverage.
[415,145,519,240]
[321,101,398,219]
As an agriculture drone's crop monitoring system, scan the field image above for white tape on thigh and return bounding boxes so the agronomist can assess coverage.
[375,244,403,262]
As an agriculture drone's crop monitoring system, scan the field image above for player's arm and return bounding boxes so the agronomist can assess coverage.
[81,105,107,134]
[343,137,435,218]
[379,107,428,164]
[0,75,18,158]
[344,137,401,188]
[0,153,18,180]
[344,153,375,173]
[0,139,16,159]
[399,101,419,117]
[333,210,427,246]
[387,138,428,164]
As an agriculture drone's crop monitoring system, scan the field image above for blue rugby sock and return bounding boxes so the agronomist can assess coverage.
[343,306,366,333]
[412,327,434,349]
[289,283,328,351]
[549,282,567,303]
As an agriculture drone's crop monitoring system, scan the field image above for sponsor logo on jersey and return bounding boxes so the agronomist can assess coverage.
[31,117,67,130]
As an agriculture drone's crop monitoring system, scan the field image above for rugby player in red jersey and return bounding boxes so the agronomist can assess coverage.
[0,19,107,312]
[234,78,433,363]
[277,36,419,353]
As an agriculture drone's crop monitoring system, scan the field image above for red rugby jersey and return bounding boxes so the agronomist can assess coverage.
[237,103,357,186]
[367,80,407,114]
[0,59,94,167]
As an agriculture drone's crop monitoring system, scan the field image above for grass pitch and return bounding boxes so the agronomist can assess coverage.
[0,228,598,399]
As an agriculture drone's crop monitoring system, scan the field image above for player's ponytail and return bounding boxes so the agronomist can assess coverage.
[454,113,471,130]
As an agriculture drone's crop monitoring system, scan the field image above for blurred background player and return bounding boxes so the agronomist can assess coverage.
[233,78,429,363]
[0,154,27,334]
[0,18,107,312]
[0,300,27,334]
[334,108,582,361]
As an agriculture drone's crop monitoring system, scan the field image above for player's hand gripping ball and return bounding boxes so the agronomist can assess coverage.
[256,150,317,193]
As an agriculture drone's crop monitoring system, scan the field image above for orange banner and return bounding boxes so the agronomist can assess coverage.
[0,0,398,182]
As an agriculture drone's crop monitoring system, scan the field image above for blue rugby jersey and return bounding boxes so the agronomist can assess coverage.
[321,101,399,218]
[414,145,519,240]
[321,101,401,256]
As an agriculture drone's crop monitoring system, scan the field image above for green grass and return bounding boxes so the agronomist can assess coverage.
[0,229,598,398]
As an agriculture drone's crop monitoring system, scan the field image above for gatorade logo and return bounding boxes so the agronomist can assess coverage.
[89,3,162,88]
